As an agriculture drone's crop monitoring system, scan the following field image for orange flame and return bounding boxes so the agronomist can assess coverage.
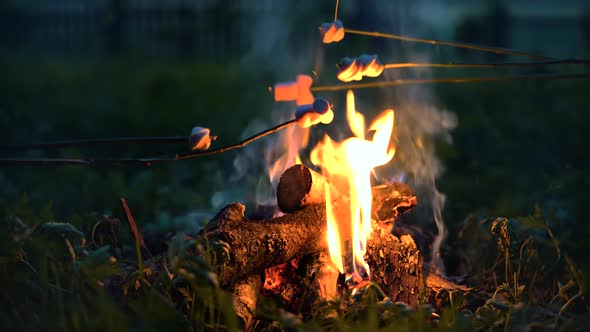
[311,90,395,278]
[264,123,307,214]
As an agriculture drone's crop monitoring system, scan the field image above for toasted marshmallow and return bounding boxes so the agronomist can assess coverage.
[189,126,216,151]
[294,98,334,128]
[337,54,384,82]
[320,20,345,44]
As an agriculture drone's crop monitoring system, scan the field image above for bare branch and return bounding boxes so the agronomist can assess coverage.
[383,59,590,69]
[311,73,590,92]
[344,28,554,60]
[0,119,299,167]
[0,136,187,151]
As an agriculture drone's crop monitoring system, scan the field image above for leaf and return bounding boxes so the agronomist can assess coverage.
[40,222,85,240]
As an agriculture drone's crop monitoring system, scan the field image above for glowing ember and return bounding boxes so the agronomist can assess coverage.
[311,90,395,278]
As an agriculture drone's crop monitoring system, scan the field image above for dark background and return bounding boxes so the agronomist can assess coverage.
[1,0,589,272]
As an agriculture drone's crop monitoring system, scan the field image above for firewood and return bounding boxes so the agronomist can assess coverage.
[276,164,417,221]
[203,203,328,287]
[202,182,417,288]
[233,273,262,331]
[365,221,423,306]
[313,252,342,302]
[276,164,326,213]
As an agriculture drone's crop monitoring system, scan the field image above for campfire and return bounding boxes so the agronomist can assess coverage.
[201,89,466,329]
[3,1,590,331]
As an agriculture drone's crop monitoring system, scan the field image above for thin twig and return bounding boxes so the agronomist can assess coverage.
[311,73,590,92]
[0,136,187,151]
[383,59,590,69]
[0,119,299,167]
[176,119,297,159]
[344,28,553,60]
[0,157,175,167]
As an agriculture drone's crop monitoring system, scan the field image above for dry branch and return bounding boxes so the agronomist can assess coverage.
[0,119,298,167]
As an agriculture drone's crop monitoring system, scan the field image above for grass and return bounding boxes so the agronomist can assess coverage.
[0,193,588,331]
[0,52,589,331]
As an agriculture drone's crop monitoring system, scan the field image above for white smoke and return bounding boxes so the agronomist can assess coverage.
[382,73,458,274]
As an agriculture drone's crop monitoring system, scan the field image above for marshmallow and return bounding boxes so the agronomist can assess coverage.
[189,126,216,151]
[294,104,315,119]
[320,20,345,44]
[274,74,315,106]
[313,98,331,114]
[296,105,321,128]
[319,109,334,124]
[337,54,384,82]
[295,98,334,128]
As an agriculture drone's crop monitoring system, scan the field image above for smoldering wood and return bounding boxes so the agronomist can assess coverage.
[370,183,418,222]
[423,265,472,309]
[276,164,417,221]
[365,221,423,306]
[313,252,341,302]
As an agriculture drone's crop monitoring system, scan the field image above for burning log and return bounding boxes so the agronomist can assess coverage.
[365,221,422,306]
[277,164,417,221]
[202,182,418,282]
[201,177,426,324]
[203,203,328,287]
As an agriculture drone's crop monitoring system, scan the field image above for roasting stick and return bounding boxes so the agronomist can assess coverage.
[335,55,590,82]
[0,136,188,151]
[382,59,590,69]
[4,71,590,166]
[343,28,553,60]
[176,119,297,160]
[0,119,298,167]
[311,73,590,92]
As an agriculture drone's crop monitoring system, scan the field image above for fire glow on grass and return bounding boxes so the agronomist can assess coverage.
[311,90,395,279]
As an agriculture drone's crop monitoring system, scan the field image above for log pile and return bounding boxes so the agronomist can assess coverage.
[200,164,459,329]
